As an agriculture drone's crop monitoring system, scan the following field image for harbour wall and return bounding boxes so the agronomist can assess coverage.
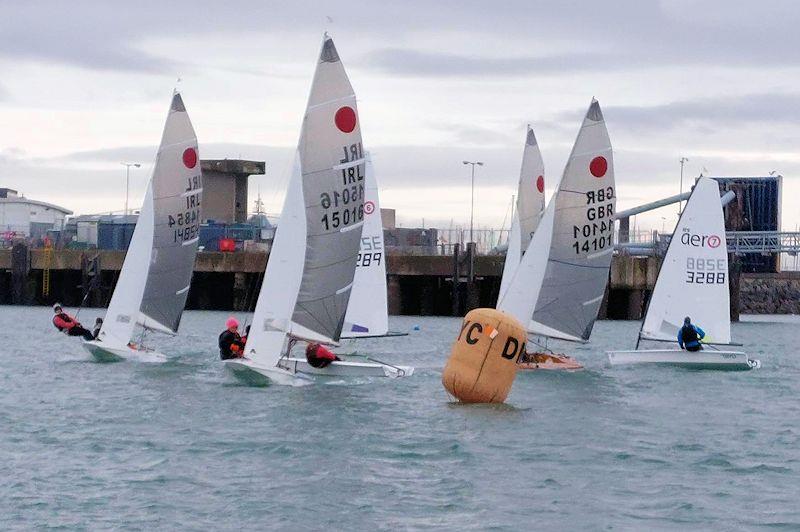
[0,245,776,320]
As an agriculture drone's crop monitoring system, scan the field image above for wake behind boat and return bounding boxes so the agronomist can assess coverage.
[225,34,412,386]
[83,92,202,363]
[607,177,760,371]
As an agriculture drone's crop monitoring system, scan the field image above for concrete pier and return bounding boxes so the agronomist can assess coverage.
[0,248,763,319]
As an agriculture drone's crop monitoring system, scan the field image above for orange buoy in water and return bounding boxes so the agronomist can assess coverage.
[442,308,527,403]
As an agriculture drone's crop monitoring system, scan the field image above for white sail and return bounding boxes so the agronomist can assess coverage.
[342,152,389,337]
[531,99,614,341]
[97,92,200,347]
[98,181,154,347]
[498,212,521,302]
[140,93,201,333]
[497,196,555,325]
[498,100,614,342]
[244,156,307,366]
[498,126,546,302]
[517,126,546,252]
[641,177,731,343]
[245,34,365,365]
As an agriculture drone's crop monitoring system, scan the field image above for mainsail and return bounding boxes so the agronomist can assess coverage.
[342,152,389,337]
[98,92,201,346]
[640,177,731,344]
[245,34,365,365]
[498,126,545,301]
[498,100,614,342]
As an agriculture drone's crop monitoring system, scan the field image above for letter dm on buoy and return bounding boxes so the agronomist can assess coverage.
[442,308,527,404]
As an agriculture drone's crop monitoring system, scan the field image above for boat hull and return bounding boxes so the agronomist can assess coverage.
[280,357,414,378]
[518,352,584,371]
[224,358,313,387]
[607,349,760,371]
[82,340,166,363]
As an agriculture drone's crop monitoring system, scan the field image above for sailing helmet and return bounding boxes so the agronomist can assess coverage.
[53,302,63,312]
[226,317,239,329]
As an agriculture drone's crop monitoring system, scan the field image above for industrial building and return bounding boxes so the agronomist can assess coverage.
[201,159,265,223]
[0,188,72,242]
[713,176,782,272]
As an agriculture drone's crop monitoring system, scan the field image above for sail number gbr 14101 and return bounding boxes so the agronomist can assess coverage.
[572,186,614,254]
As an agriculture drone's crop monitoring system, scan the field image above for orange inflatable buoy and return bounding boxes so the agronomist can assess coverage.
[442,308,527,403]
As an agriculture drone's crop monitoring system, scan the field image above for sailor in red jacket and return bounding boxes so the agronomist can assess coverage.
[305,343,341,368]
[52,303,95,341]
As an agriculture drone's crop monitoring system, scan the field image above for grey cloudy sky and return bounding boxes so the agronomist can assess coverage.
[1,0,798,231]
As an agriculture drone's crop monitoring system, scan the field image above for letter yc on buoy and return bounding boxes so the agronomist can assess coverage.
[442,308,527,403]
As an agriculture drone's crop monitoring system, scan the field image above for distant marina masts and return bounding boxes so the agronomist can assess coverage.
[121,162,141,216]
[462,160,483,244]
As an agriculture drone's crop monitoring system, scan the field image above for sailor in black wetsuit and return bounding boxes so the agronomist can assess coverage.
[52,303,94,341]
[219,317,245,360]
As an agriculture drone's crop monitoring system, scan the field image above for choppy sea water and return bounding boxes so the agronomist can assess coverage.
[2,306,799,530]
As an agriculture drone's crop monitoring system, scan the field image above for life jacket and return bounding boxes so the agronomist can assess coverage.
[218,330,243,359]
[681,325,699,346]
[306,343,337,368]
[53,313,76,331]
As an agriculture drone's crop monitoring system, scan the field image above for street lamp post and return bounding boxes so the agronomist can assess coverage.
[121,162,141,215]
[678,157,689,215]
[462,160,483,244]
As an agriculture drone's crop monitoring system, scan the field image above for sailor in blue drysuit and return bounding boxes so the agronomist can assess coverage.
[678,316,705,352]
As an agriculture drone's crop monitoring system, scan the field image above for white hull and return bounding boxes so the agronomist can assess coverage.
[224,356,413,386]
[224,358,313,387]
[607,349,760,371]
[82,340,166,363]
[281,357,414,378]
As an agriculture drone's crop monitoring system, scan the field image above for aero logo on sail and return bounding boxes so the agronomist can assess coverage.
[681,229,722,248]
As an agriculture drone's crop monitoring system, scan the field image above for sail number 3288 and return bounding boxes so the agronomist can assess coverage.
[686,257,726,284]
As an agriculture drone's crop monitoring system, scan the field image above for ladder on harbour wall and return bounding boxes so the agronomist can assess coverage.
[42,242,53,298]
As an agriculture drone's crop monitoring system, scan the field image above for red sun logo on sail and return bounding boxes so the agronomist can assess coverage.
[183,147,197,169]
[707,235,721,248]
[335,106,357,133]
[364,201,375,215]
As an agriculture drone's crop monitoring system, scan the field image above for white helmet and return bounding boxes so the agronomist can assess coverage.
[53,303,63,311]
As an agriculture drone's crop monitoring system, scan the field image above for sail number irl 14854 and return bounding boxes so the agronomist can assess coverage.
[572,186,614,255]
[170,174,202,243]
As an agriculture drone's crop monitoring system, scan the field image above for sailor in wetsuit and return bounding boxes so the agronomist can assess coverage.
[305,343,341,368]
[678,316,705,352]
[52,303,94,341]
[218,317,245,360]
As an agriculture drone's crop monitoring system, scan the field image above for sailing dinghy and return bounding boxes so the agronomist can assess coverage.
[83,92,202,362]
[225,35,412,385]
[607,177,760,370]
[498,100,615,370]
